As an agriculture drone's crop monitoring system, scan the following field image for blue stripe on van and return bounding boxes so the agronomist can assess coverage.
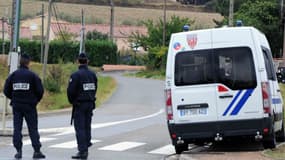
[230,89,254,116]
[222,90,243,116]
[272,98,282,104]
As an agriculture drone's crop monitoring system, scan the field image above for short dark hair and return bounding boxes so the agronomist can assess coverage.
[20,54,30,66]
[77,53,88,64]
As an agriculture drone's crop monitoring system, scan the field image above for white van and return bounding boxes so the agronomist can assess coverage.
[165,27,285,154]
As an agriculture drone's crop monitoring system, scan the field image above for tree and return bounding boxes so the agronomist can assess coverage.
[235,0,281,56]
[129,15,194,50]
[129,16,194,69]
[205,0,249,17]
[208,0,282,57]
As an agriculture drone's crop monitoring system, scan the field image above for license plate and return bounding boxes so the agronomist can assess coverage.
[179,108,207,117]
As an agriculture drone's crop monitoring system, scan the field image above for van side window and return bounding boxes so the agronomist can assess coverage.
[262,48,276,81]
[175,47,257,90]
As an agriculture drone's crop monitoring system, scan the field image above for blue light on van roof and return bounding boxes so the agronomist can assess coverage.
[236,20,243,27]
[183,25,190,32]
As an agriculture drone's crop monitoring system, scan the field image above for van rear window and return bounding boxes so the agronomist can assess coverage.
[175,47,257,90]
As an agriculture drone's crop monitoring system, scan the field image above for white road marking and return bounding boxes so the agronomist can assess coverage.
[98,142,146,151]
[49,139,101,149]
[148,144,175,155]
[39,109,164,136]
[21,137,56,146]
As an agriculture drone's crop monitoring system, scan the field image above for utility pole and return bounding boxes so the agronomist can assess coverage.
[1,17,6,55]
[110,0,114,42]
[163,0,166,46]
[2,0,21,135]
[43,0,52,80]
[79,9,85,54]
[229,0,234,26]
[41,4,45,63]
[10,0,21,52]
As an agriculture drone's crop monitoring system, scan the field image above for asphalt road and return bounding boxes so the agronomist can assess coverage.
[0,72,272,160]
[0,73,173,160]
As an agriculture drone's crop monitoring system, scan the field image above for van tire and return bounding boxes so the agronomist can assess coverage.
[262,127,277,149]
[175,144,188,154]
[276,120,285,142]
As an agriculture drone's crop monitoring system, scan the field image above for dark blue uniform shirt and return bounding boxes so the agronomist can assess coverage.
[67,65,97,105]
[4,65,44,105]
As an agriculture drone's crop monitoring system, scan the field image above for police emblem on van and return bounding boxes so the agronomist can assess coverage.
[186,34,197,49]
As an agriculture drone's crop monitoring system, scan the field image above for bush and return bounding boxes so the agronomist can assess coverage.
[44,65,63,93]
[147,46,168,70]
[0,39,118,66]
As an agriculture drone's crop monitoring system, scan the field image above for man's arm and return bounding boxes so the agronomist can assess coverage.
[34,75,44,102]
[67,74,79,104]
[4,75,13,99]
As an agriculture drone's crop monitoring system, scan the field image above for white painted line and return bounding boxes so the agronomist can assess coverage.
[99,141,145,151]
[40,109,164,136]
[49,139,101,149]
[22,137,56,146]
[148,144,175,155]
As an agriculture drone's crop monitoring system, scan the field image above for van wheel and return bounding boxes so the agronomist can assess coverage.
[175,144,188,154]
[262,127,277,149]
[276,120,285,142]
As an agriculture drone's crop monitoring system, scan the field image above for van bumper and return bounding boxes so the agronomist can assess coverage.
[168,117,273,145]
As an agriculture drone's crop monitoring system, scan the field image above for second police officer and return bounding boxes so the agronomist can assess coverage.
[67,53,98,159]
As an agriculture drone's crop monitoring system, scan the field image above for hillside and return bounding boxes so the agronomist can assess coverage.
[0,0,222,28]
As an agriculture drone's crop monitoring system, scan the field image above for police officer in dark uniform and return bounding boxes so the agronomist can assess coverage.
[4,54,45,159]
[67,53,97,159]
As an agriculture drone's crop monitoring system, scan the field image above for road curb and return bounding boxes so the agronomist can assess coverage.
[261,142,285,160]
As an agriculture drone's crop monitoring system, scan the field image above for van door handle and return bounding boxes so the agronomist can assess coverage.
[219,95,233,99]
[277,89,281,92]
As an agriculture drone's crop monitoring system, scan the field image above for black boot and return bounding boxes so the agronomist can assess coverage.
[88,142,93,148]
[33,151,46,159]
[14,150,22,159]
[71,151,88,159]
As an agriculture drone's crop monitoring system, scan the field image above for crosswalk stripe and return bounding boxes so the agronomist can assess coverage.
[21,137,56,146]
[49,139,101,149]
[98,141,146,151]
[148,144,175,155]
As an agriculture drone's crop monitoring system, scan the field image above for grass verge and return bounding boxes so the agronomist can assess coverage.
[0,61,116,111]
[39,76,116,111]
[125,70,165,80]
[263,144,285,160]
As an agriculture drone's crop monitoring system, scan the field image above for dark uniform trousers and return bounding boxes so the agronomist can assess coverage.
[12,103,41,152]
[73,102,94,152]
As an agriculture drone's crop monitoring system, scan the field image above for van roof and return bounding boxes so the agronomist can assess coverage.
[172,26,263,37]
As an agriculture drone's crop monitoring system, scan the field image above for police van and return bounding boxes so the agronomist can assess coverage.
[165,27,285,154]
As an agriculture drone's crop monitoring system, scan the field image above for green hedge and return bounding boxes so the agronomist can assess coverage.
[0,40,117,66]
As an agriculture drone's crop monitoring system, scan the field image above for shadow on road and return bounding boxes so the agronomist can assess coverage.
[165,140,267,160]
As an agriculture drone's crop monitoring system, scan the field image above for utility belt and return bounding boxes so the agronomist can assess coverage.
[70,101,95,125]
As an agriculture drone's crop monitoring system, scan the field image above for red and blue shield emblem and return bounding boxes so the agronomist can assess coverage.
[186,34,197,49]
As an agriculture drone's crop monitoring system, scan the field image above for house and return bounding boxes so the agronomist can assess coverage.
[50,23,147,51]
[0,20,32,52]
[20,16,148,51]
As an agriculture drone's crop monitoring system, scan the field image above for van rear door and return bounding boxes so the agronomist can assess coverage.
[214,47,260,121]
[173,49,218,123]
